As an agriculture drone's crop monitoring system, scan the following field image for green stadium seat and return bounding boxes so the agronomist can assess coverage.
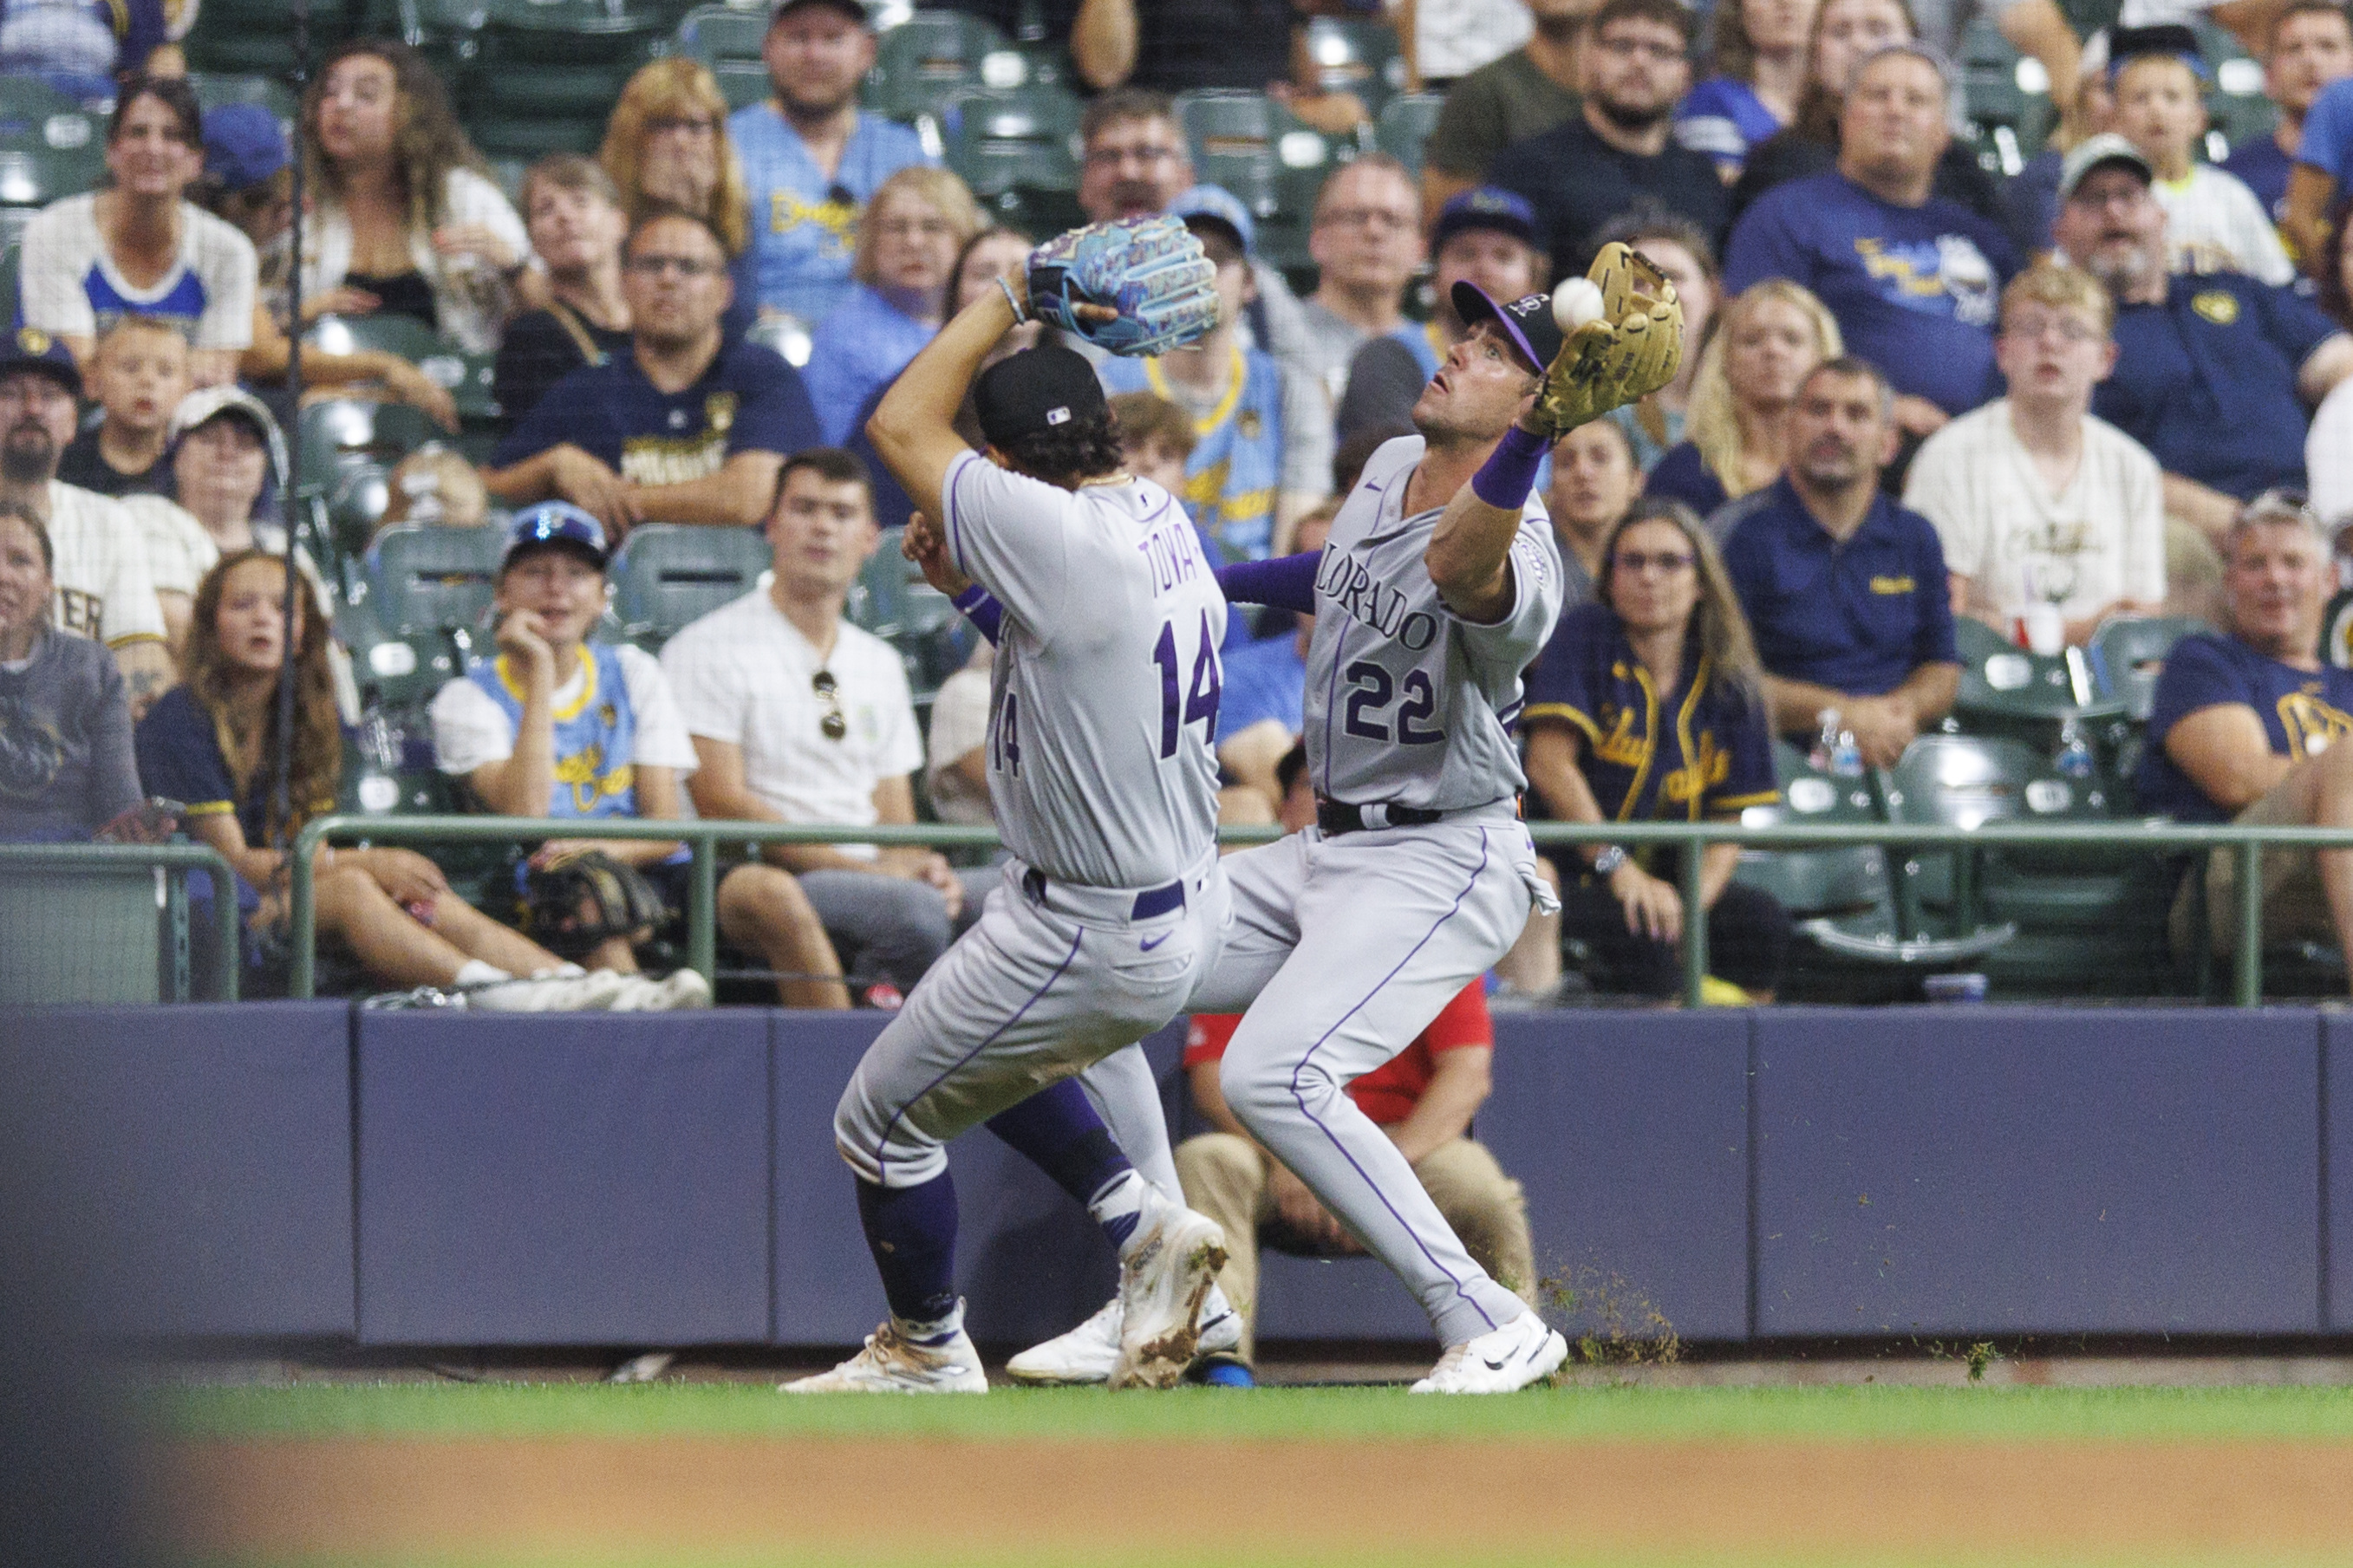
[2196,17,2279,156]
[1373,92,1444,179]
[185,73,300,124]
[1952,615,2127,744]
[307,311,446,364]
[348,524,501,710]
[2089,613,2203,723]
[295,397,443,500]
[942,84,1081,219]
[609,523,770,649]
[870,10,1012,125]
[1173,90,1335,274]
[675,1,772,106]
[0,78,105,210]
[1300,16,1403,117]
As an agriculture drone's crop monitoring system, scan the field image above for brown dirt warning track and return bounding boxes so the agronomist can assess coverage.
[161,1433,2353,1562]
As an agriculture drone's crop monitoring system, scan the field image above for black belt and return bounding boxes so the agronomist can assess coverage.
[1316,797,1447,836]
[1022,867,1187,920]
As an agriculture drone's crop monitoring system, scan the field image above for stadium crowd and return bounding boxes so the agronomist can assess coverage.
[10,0,2353,1015]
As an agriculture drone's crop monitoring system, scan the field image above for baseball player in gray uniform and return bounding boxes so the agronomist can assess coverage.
[789,219,1248,1393]
[1010,247,1684,1393]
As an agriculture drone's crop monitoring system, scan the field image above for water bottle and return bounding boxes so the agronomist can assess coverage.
[2056,719,2096,780]
[1830,729,1864,777]
[1810,707,1841,772]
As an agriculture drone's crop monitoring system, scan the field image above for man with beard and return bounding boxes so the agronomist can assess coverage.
[1724,44,2019,440]
[731,0,933,326]
[0,330,171,718]
[485,211,820,542]
[1717,356,1959,767]
[1487,0,1727,280]
[2052,133,2353,548]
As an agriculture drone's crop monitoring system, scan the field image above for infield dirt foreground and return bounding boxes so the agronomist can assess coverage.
[164,1430,2353,1566]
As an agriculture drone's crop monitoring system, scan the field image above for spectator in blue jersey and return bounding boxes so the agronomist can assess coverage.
[2223,1,2352,240]
[1098,185,1324,561]
[1523,497,1790,1000]
[0,0,170,107]
[1675,0,1816,182]
[1717,356,1959,764]
[1723,42,2018,439]
[1487,0,1730,280]
[484,210,820,543]
[1296,157,1431,415]
[1210,503,1334,816]
[732,0,932,326]
[2287,51,2353,265]
[430,503,850,1008]
[2051,135,2353,550]
[2138,491,2353,982]
[19,75,256,387]
[1336,186,1548,443]
[800,166,986,446]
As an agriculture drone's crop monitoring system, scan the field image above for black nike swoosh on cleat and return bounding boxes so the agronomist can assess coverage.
[1482,1357,1510,1371]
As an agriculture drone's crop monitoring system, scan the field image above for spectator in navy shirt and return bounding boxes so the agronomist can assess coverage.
[2138,491,2353,982]
[1724,43,2018,438]
[2223,1,2353,235]
[2051,134,2353,549]
[484,210,820,541]
[1717,356,1959,764]
[1488,0,1731,280]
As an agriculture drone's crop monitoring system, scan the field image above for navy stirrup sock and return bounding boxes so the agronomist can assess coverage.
[987,1078,1139,1245]
[853,1170,961,1327]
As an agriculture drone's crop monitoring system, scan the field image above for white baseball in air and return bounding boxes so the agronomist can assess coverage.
[1551,277,1606,332]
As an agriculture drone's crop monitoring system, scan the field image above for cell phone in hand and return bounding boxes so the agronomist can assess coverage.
[95,797,184,844]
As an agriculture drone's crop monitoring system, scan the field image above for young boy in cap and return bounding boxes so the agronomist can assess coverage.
[1098,185,1326,560]
[430,502,843,1006]
[2111,28,2295,284]
[58,315,190,499]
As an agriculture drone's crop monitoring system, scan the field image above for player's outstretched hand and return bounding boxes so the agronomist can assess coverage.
[1027,215,1220,358]
[1528,242,1684,439]
[903,511,972,597]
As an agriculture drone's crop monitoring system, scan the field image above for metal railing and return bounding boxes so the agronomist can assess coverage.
[274,813,2353,1009]
[0,841,244,1002]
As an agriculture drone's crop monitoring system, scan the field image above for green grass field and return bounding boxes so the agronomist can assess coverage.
[161,1377,2353,1443]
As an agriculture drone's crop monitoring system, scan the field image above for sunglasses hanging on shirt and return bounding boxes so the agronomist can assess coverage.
[812,669,848,742]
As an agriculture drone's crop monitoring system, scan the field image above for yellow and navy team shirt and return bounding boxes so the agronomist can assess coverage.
[2137,631,2353,823]
[464,644,640,818]
[1523,602,1779,829]
[492,336,820,491]
[1099,344,1286,562]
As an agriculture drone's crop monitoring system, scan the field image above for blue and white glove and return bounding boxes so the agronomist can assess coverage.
[1025,215,1220,358]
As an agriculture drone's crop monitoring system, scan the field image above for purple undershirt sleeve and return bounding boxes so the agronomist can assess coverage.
[1215,550,1320,613]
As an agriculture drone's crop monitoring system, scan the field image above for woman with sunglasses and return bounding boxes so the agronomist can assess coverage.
[1522,497,1794,1002]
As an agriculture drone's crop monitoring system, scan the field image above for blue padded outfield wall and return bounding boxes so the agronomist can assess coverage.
[0,1004,2342,1347]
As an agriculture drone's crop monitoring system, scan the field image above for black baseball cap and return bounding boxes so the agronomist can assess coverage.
[0,326,81,399]
[1450,282,1563,375]
[974,342,1110,447]
[772,0,869,23]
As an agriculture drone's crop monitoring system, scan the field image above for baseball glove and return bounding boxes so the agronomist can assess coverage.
[1027,215,1221,358]
[521,850,669,958]
[1529,242,1685,439]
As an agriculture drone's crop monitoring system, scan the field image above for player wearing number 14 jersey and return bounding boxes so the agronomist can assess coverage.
[789,280,1242,1391]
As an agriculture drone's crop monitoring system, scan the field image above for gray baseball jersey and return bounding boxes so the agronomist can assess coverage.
[1305,435,1563,810]
[940,450,1227,890]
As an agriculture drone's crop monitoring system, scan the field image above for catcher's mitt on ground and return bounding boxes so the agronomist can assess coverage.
[1026,215,1221,357]
[522,850,669,959]
[1529,241,1685,438]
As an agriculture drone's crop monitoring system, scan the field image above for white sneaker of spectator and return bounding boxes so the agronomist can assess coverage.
[463,966,630,1012]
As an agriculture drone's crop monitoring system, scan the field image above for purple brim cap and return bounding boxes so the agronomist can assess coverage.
[1450,281,1564,374]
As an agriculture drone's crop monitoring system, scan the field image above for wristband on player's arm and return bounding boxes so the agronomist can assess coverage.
[952,584,1003,643]
[1470,422,1548,511]
[1214,550,1320,613]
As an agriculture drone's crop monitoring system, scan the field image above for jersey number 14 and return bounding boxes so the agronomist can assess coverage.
[1153,612,1222,759]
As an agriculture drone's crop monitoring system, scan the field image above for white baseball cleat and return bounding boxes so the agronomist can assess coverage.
[1410,1311,1568,1394]
[1005,1284,1242,1386]
[1108,1206,1228,1389]
[780,1318,987,1394]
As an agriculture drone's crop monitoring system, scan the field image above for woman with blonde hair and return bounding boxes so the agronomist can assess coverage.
[1645,277,1841,520]
[134,552,695,1008]
[1522,497,1791,1001]
[598,57,755,335]
[799,165,986,445]
[298,39,535,355]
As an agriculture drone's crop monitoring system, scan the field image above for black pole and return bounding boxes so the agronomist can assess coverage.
[270,0,312,849]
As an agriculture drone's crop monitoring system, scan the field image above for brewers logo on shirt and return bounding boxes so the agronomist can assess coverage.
[2192,290,2241,326]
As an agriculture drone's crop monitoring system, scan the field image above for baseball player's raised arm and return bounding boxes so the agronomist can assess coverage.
[866,271,1022,526]
[1424,418,1551,624]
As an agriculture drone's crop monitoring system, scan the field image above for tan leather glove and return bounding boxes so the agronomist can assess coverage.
[1528,242,1685,439]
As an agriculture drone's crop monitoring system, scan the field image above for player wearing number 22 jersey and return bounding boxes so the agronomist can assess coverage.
[793,330,1245,1396]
